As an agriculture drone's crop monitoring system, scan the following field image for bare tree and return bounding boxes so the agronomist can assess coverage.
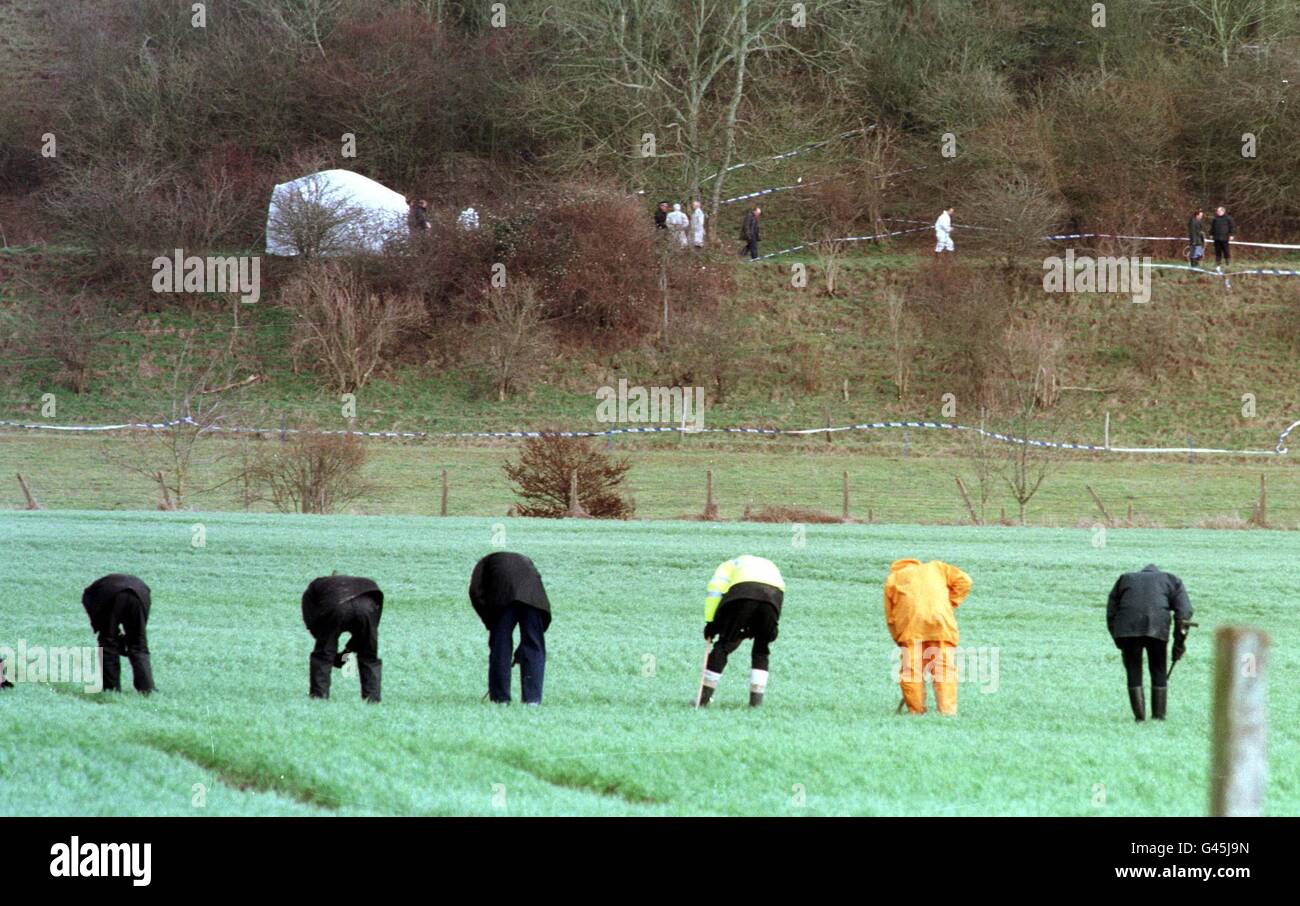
[246,428,373,514]
[466,279,552,401]
[101,333,247,509]
[883,289,914,400]
[266,172,394,258]
[281,262,426,393]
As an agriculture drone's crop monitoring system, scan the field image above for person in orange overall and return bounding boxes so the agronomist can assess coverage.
[884,559,972,715]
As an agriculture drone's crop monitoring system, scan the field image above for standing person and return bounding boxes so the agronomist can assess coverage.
[934,206,955,257]
[654,201,670,230]
[469,552,552,705]
[1210,205,1234,271]
[1187,209,1206,269]
[81,574,155,695]
[408,198,431,236]
[690,199,706,248]
[884,558,971,715]
[457,206,480,231]
[302,574,383,702]
[1106,564,1193,721]
[665,202,690,248]
[697,555,785,708]
[740,206,762,260]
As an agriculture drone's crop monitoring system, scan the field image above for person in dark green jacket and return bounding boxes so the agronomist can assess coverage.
[1187,210,1205,268]
[1106,564,1193,721]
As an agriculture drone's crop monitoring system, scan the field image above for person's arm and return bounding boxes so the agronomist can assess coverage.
[884,581,898,641]
[1169,574,1193,623]
[1106,578,1123,635]
[468,560,485,611]
[944,563,972,607]
[704,560,733,636]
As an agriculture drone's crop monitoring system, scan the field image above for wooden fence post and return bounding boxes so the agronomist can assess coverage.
[954,477,979,524]
[841,471,850,522]
[702,469,719,521]
[1210,626,1271,817]
[1086,485,1113,526]
[15,473,40,510]
[440,469,448,517]
[567,469,588,518]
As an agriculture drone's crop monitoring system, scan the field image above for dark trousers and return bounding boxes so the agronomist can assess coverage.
[94,592,153,693]
[707,599,778,673]
[309,593,382,702]
[488,603,546,704]
[1118,636,1167,687]
[742,238,758,259]
[1213,239,1230,266]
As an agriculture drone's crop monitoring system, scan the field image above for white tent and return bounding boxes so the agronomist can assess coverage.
[265,169,409,256]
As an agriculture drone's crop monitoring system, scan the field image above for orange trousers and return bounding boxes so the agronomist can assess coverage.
[898,640,957,715]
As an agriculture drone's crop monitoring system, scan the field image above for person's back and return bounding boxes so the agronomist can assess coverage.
[82,574,155,694]
[1106,564,1192,721]
[884,558,970,715]
[884,559,968,644]
[470,552,551,704]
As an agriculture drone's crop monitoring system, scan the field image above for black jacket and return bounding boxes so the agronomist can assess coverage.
[1188,217,1204,246]
[302,576,384,634]
[1106,564,1192,644]
[469,552,551,630]
[654,208,668,229]
[82,574,151,627]
[1210,214,1234,241]
[741,211,760,242]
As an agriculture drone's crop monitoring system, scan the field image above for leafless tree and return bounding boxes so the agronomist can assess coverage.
[466,279,553,401]
[246,428,373,514]
[280,262,426,393]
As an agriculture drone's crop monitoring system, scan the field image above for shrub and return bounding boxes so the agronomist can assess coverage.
[279,261,427,393]
[246,429,373,515]
[503,435,634,519]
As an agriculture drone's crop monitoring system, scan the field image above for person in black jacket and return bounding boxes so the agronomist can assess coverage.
[469,552,551,704]
[1209,206,1234,270]
[740,206,761,259]
[654,201,669,230]
[82,574,155,694]
[1187,209,1205,268]
[302,575,383,702]
[1106,564,1193,721]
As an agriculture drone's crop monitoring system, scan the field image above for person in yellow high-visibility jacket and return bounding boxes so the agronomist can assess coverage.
[697,555,785,708]
[884,559,971,715]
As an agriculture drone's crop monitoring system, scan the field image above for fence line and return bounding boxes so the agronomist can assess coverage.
[3,417,1296,457]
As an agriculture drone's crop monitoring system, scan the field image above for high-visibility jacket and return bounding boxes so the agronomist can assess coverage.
[883,559,971,645]
[705,555,785,622]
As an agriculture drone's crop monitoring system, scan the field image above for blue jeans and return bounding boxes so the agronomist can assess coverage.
[489,604,547,703]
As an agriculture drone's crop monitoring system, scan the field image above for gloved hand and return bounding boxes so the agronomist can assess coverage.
[333,652,349,669]
[703,623,717,641]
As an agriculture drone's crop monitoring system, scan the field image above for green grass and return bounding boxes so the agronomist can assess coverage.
[3,431,1298,527]
[1,510,1295,816]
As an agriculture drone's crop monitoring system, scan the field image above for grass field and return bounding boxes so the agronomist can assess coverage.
[2,510,1295,816]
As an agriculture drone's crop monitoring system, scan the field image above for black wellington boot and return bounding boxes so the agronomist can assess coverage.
[359,658,382,703]
[309,653,333,699]
[1151,686,1168,720]
[696,685,715,708]
[749,691,764,708]
[1128,686,1145,722]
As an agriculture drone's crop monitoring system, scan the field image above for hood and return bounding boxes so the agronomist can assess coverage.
[890,559,922,571]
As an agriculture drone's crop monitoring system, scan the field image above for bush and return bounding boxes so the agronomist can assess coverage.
[246,429,373,515]
[279,261,427,393]
[503,435,634,519]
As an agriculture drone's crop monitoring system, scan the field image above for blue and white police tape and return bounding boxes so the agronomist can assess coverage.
[3,417,1296,456]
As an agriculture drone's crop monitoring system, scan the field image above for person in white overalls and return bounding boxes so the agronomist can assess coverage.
[690,199,706,248]
[934,206,955,256]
